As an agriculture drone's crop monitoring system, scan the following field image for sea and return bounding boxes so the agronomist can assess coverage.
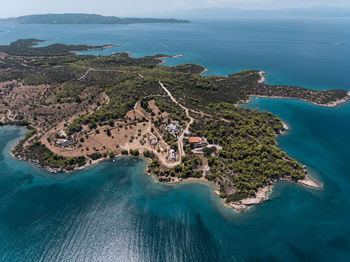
[0,18,350,261]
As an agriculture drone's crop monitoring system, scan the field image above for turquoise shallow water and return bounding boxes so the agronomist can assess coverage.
[0,19,350,261]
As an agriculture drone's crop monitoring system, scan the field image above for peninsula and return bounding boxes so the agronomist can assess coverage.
[0,14,190,25]
[1,39,348,211]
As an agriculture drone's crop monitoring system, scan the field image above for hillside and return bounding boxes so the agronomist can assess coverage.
[0,13,190,24]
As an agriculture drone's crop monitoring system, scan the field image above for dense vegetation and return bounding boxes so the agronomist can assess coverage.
[146,102,306,200]
[160,70,348,111]
[191,103,305,200]
[0,39,109,56]
[13,139,86,171]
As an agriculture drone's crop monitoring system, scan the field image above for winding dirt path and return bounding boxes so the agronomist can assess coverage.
[78,68,124,81]
[159,81,194,158]
[133,101,182,168]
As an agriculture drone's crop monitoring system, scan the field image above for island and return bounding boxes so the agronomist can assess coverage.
[1,39,348,211]
[0,14,190,25]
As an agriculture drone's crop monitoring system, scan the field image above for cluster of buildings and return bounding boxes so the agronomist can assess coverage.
[165,121,183,137]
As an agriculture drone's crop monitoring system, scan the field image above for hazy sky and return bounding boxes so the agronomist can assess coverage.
[1,0,350,18]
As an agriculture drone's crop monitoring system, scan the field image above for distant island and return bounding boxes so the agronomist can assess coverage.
[0,13,190,25]
[156,6,350,19]
[1,39,349,211]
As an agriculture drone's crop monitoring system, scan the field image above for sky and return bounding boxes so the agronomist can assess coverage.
[0,0,350,18]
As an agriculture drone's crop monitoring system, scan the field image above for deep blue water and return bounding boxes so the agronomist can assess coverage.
[0,19,350,261]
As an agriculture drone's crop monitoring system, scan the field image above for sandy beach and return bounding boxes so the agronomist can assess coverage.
[199,68,208,75]
[157,54,183,65]
[258,71,267,83]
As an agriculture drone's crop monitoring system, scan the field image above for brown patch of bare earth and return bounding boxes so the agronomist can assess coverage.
[40,101,179,168]
[0,51,8,58]
[0,81,107,132]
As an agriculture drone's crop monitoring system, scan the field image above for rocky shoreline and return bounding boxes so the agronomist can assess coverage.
[14,153,64,173]
[255,72,350,108]
[258,71,267,83]
[86,45,118,51]
[145,162,322,213]
[11,140,322,213]
[199,68,208,75]
[224,175,322,212]
[251,94,350,108]
[157,54,183,65]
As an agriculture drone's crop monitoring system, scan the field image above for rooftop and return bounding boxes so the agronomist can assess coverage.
[189,137,201,144]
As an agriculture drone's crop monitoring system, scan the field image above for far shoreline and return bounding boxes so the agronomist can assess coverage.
[246,71,350,108]
[247,93,350,108]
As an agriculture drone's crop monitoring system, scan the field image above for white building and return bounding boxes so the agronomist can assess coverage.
[165,121,183,137]
[169,149,176,161]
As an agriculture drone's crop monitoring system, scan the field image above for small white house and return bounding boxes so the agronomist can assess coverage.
[169,149,176,161]
[165,121,183,137]
[56,139,75,147]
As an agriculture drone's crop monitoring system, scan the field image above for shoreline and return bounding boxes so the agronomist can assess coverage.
[157,54,183,65]
[157,54,184,60]
[86,45,118,52]
[255,71,350,108]
[142,158,322,213]
[258,71,266,83]
[243,93,350,108]
[225,175,322,212]
[199,68,208,75]
[238,97,290,133]
[7,129,322,213]
[280,120,290,135]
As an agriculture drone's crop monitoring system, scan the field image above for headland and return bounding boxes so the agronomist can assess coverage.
[0,39,345,211]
